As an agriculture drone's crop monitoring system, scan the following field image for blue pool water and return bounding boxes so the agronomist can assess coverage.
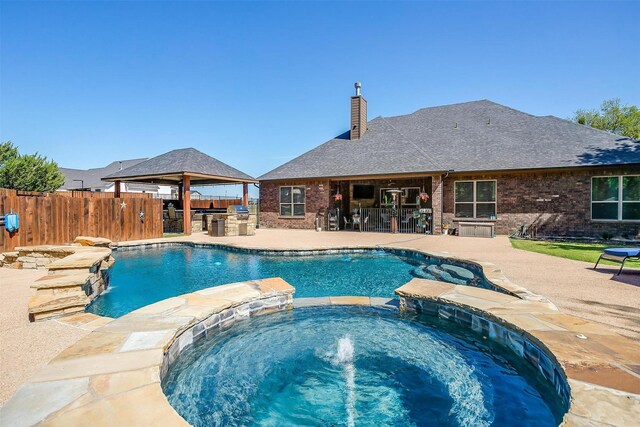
[88,245,492,318]
[163,306,563,426]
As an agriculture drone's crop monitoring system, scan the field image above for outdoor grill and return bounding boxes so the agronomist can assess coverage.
[227,205,250,219]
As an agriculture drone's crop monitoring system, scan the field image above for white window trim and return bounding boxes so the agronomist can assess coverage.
[591,175,640,222]
[279,186,306,217]
[454,180,497,219]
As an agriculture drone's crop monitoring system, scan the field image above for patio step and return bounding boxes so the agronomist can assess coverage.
[0,251,19,267]
[426,265,468,285]
[74,236,112,248]
[30,272,93,295]
[28,293,90,322]
[47,249,111,275]
[440,264,475,281]
[410,265,468,285]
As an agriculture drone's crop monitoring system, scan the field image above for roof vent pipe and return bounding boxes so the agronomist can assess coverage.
[119,161,123,170]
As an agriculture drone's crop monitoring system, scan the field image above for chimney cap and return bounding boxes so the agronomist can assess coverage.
[354,82,362,96]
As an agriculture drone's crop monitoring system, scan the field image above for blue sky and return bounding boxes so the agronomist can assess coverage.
[1,1,638,195]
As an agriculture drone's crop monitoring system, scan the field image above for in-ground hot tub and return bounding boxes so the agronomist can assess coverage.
[162,305,565,427]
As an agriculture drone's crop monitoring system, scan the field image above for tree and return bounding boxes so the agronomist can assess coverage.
[572,98,640,140]
[0,141,65,192]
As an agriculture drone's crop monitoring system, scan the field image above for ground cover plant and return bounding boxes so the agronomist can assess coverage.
[510,239,640,268]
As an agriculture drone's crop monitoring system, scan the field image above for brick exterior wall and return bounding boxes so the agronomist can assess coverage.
[259,180,331,229]
[442,168,640,238]
[260,167,639,238]
[259,176,442,232]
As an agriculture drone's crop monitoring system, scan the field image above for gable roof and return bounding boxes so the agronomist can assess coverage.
[103,148,256,184]
[60,158,147,190]
[258,100,639,181]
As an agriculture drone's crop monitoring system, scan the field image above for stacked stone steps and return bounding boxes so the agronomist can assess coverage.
[28,294,90,321]
[47,249,111,275]
[30,272,94,296]
[27,248,113,322]
[1,236,112,270]
[14,246,77,270]
[73,236,112,248]
[0,251,19,267]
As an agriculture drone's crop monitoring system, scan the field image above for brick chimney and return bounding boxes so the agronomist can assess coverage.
[350,82,367,140]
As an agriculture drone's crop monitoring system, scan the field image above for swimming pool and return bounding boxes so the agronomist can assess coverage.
[163,305,564,426]
[88,244,496,318]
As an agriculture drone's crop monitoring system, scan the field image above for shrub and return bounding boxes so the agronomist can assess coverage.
[0,141,65,192]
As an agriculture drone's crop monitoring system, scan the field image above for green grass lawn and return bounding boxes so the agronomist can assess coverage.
[510,239,640,267]
[162,233,186,238]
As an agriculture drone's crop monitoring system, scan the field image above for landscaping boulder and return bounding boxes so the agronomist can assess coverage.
[74,236,112,248]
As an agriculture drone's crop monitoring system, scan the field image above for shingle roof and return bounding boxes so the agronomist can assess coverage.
[103,148,255,182]
[60,158,147,190]
[258,100,640,181]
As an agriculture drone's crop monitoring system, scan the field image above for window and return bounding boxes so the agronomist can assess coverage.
[380,188,393,206]
[280,186,305,216]
[402,187,421,208]
[592,176,640,221]
[454,180,497,219]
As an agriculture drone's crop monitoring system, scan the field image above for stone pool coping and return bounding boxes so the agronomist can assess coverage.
[0,278,295,426]
[394,279,640,426]
[112,240,553,305]
[2,277,638,426]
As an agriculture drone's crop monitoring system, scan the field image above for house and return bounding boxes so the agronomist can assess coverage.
[258,84,640,238]
[59,158,176,197]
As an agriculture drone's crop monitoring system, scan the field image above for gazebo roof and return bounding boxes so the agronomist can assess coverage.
[102,148,256,185]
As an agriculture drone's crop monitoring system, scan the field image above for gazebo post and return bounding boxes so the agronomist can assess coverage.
[114,180,121,198]
[243,182,249,206]
[183,175,191,235]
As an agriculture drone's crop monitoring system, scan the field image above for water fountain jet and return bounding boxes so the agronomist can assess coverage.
[335,335,356,427]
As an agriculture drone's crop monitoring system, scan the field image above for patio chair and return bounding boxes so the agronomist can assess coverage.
[399,213,415,233]
[400,213,413,225]
[358,216,369,232]
[327,210,339,231]
[167,205,178,233]
[380,213,391,230]
[344,216,353,230]
[594,248,640,275]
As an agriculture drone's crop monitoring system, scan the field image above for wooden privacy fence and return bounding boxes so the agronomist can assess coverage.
[177,198,242,210]
[0,189,163,251]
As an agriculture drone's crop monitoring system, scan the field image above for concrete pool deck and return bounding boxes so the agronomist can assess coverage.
[1,229,638,409]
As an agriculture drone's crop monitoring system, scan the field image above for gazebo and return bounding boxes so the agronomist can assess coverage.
[103,148,257,235]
